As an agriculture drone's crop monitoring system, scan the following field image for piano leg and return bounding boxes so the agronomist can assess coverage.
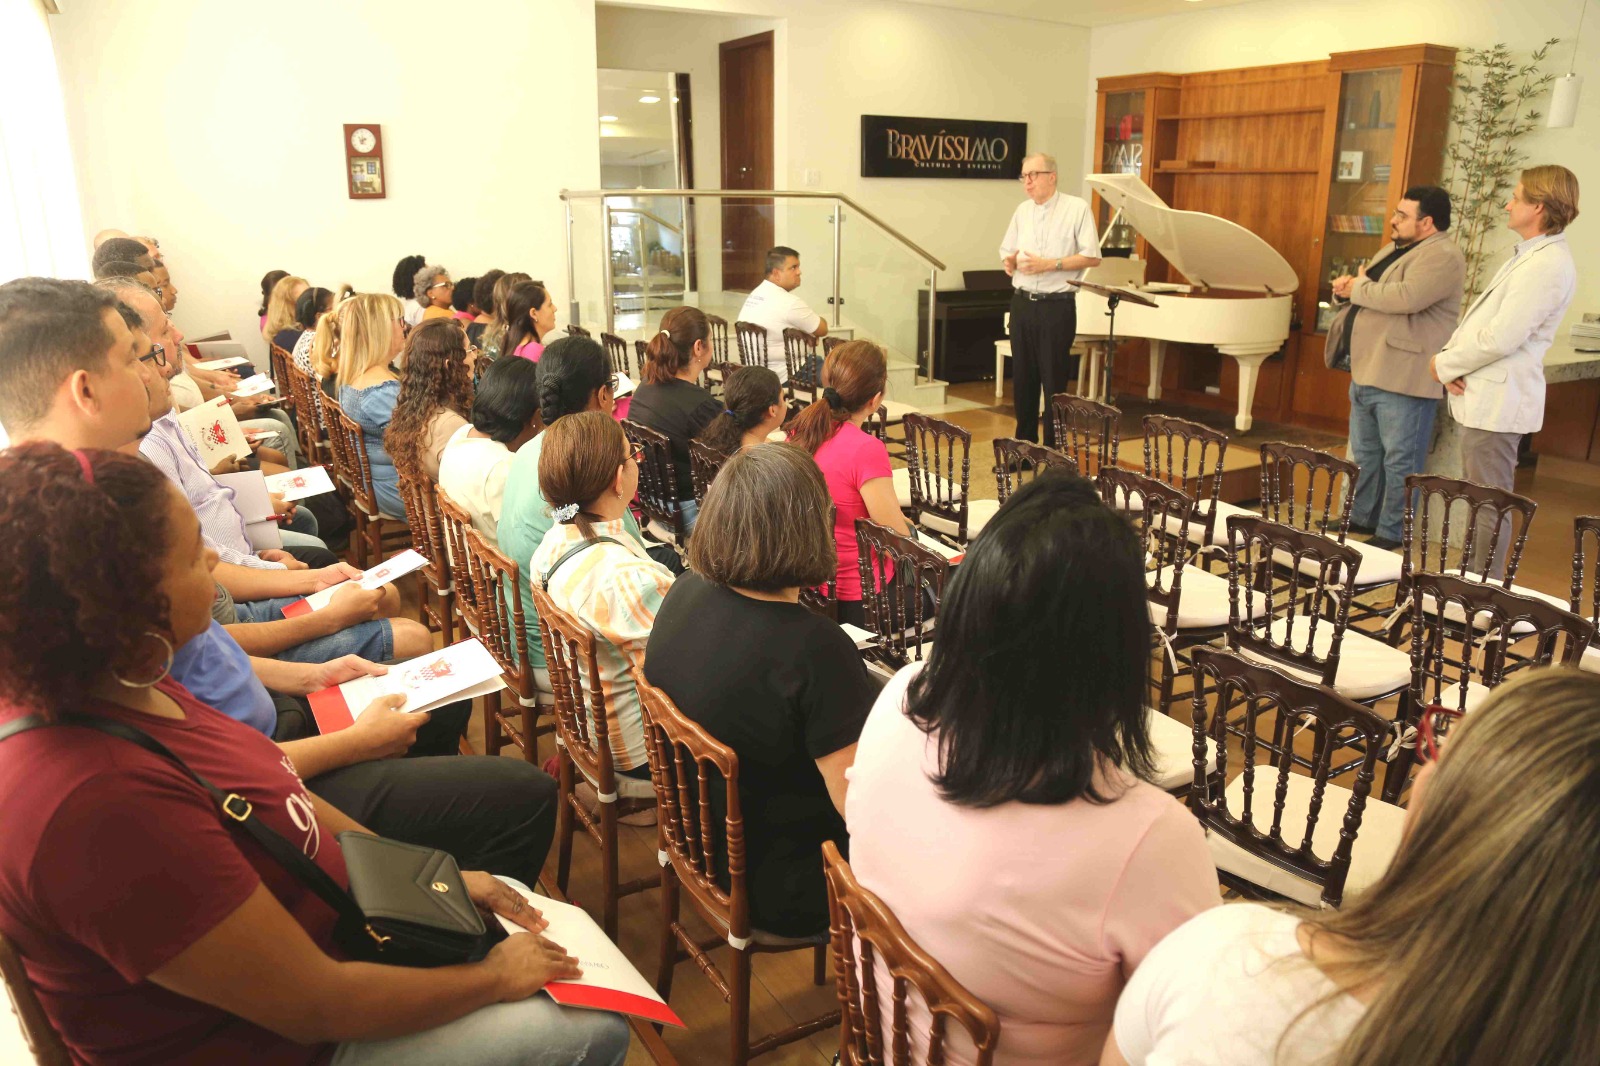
[1232,351,1272,433]
[1147,340,1167,402]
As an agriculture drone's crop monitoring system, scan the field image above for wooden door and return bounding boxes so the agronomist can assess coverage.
[719,31,774,293]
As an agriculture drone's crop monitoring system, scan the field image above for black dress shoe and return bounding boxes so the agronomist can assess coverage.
[1365,535,1402,551]
[1348,521,1377,536]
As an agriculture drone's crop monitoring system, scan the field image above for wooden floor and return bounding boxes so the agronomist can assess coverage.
[459,381,1598,1066]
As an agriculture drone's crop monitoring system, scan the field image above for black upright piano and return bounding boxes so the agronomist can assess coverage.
[917,269,1012,385]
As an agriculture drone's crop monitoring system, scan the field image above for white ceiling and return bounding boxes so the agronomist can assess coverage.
[598,69,677,167]
[891,0,1266,28]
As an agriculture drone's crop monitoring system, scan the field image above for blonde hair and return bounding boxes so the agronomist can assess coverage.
[1520,164,1581,234]
[319,292,402,385]
[1293,668,1600,1066]
[261,275,307,345]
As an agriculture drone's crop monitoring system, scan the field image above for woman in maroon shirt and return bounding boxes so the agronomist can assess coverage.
[0,444,629,1066]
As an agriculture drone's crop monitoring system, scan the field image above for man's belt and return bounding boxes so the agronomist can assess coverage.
[1015,290,1076,302]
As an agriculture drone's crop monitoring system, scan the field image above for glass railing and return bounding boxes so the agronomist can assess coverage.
[561,189,946,382]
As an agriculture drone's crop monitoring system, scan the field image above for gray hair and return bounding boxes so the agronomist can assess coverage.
[413,263,449,302]
[92,277,160,328]
[1024,152,1058,174]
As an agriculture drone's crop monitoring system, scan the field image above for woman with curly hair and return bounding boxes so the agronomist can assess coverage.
[0,442,630,1066]
[414,263,455,324]
[391,253,426,327]
[385,319,475,483]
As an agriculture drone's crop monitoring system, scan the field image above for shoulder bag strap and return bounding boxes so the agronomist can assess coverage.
[540,535,623,589]
[0,712,368,933]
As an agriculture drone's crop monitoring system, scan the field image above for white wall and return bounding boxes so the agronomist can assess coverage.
[1085,0,1599,334]
[48,0,602,359]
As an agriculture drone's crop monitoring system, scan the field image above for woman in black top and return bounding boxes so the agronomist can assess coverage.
[628,306,721,530]
[644,443,876,936]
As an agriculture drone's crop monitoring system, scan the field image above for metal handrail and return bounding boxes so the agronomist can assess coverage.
[563,187,943,384]
[607,205,684,237]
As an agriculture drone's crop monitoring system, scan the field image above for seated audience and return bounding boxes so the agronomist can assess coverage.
[1106,668,1600,1066]
[736,245,828,382]
[335,292,409,519]
[263,274,310,351]
[531,412,674,783]
[392,252,426,327]
[0,443,630,1066]
[505,280,557,362]
[439,356,541,541]
[452,274,479,324]
[646,443,874,936]
[482,270,532,362]
[92,236,155,280]
[695,364,785,455]
[151,261,178,312]
[291,286,336,374]
[258,268,289,330]
[628,306,721,530]
[414,263,455,323]
[95,258,159,289]
[788,340,915,626]
[845,472,1219,1066]
[384,319,474,484]
[468,269,504,350]
[499,335,628,693]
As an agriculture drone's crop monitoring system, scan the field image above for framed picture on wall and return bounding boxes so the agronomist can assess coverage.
[1336,150,1364,182]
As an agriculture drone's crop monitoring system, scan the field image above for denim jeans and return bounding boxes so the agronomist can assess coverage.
[232,595,395,663]
[328,988,630,1065]
[1347,383,1440,542]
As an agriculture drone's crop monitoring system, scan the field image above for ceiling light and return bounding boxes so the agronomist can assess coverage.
[599,115,618,122]
[639,94,661,104]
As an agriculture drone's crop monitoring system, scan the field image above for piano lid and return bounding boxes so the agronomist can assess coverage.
[1087,174,1299,295]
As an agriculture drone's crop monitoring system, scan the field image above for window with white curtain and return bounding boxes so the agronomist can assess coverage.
[0,0,88,282]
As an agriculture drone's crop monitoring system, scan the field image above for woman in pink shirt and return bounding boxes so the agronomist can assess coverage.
[845,473,1219,1066]
[788,340,915,627]
[505,280,557,363]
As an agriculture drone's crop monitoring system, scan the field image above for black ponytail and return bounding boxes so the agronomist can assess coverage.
[535,336,612,425]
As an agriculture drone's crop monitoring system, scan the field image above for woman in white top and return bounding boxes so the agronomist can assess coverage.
[1106,668,1600,1066]
[438,356,542,541]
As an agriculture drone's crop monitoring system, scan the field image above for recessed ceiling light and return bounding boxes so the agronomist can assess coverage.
[599,115,618,122]
[639,94,661,104]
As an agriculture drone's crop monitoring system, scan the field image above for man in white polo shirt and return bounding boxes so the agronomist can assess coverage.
[737,245,828,383]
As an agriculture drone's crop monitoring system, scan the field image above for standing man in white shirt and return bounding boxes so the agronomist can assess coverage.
[1000,153,1101,448]
[738,245,828,383]
[1431,164,1580,573]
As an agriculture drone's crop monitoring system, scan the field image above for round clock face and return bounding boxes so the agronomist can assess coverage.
[350,127,376,153]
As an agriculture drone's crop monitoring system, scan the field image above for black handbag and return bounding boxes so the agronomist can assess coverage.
[0,712,504,968]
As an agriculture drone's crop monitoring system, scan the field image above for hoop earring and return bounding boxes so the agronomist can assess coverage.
[114,630,174,689]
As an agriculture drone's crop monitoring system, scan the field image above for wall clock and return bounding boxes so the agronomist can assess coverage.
[343,124,385,199]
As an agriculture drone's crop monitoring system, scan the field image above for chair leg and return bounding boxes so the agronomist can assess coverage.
[438,590,454,644]
[555,753,575,896]
[482,689,503,757]
[813,943,827,986]
[655,862,680,1002]
[600,800,620,942]
[729,946,752,1066]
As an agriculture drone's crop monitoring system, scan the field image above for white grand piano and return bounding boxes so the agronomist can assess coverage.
[1075,174,1299,432]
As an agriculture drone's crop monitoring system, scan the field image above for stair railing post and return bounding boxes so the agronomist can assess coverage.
[832,200,843,329]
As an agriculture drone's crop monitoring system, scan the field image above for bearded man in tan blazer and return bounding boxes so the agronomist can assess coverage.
[1328,186,1465,549]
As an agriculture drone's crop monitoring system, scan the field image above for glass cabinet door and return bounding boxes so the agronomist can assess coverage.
[1099,91,1144,255]
[1313,67,1402,331]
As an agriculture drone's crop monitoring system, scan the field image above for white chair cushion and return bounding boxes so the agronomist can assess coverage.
[1148,564,1262,630]
[1237,616,1411,701]
[892,466,912,509]
[879,399,918,422]
[1419,578,1575,637]
[1583,644,1600,675]
[920,497,999,541]
[1144,707,1217,791]
[645,519,679,546]
[1208,769,1406,907]
[576,763,657,802]
[1267,537,1402,587]
[1197,500,1257,546]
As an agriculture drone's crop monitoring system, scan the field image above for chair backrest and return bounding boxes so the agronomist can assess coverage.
[1407,570,1595,714]
[395,470,450,590]
[0,934,71,1066]
[435,486,484,635]
[1574,515,1600,626]
[822,335,845,356]
[798,579,837,621]
[281,359,324,464]
[1259,441,1357,540]
[782,328,820,405]
[734,320,769,368]
[705,313,730,364]
[621,418,687,543]
[822,841,1001,1066]
[687,439,729,507]
[1225,514,1362,688]
[1400,474,1537,591]
[268,343,292,392]
[633,339,651,381]
[902,413,973,541]
[1098,466,1197,638]
[566,323,592,338]
[533,585,625,798]
[321,395,358,496]
[992,437,1076,503]
[1049,393,1120,477]
[461,526,540,703]
[1143,414,1228,542]
[601,331,634,379]
[335,407,382,518]
[633,669,751,938]
[856,518,949,668]
[1188,646,1389,908]
[862,405,889,445]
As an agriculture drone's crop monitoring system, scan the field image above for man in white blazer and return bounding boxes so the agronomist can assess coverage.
[1432,164,1580,573]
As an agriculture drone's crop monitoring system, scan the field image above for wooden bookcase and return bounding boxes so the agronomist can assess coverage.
[1093,45,1455,432]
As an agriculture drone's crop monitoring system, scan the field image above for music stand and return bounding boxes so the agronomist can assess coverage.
[1067,279,1158,405]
